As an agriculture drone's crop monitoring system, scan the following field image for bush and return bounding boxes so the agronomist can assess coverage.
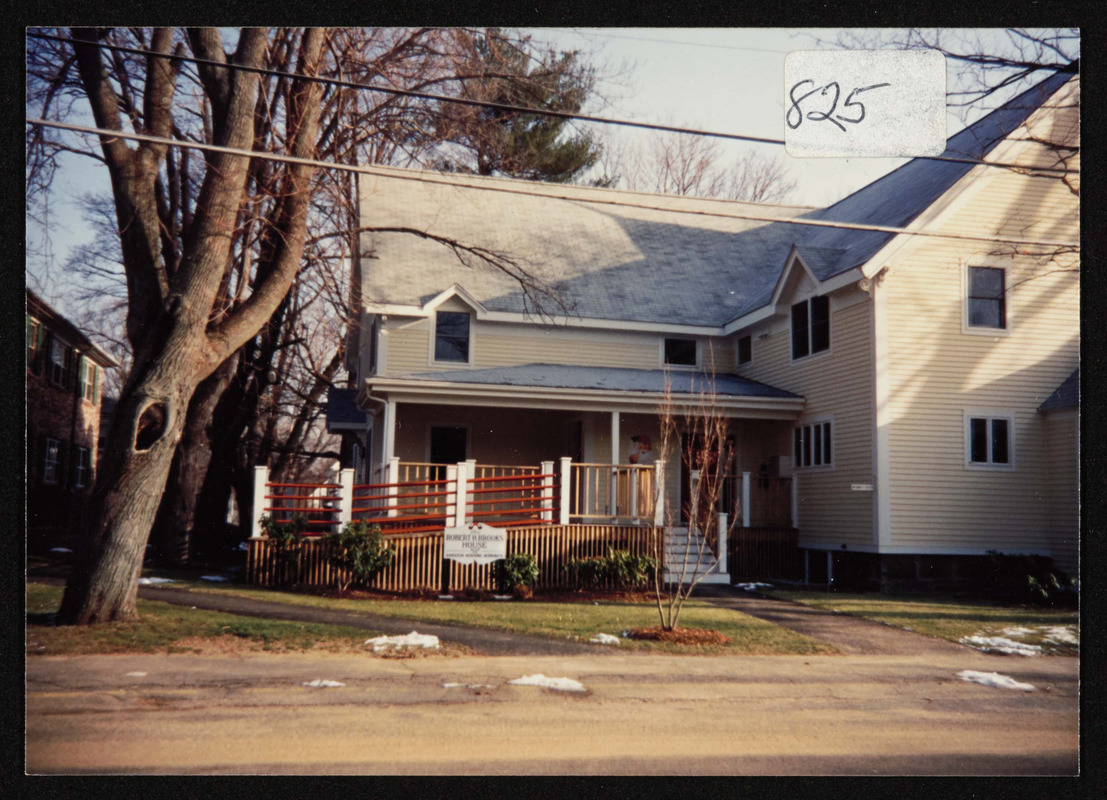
[983,551,1077,607]
[326,521,394,593]
[259,514,309,587]
[493,553,539,592]
[565,548,657,591]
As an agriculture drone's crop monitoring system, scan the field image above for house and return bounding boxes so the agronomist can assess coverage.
[26,289,119,551]
[333,71,1078,589]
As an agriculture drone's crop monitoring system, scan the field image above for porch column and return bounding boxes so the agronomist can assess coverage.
[445,464,458,527]
[609,411,620,516]
[740,471,751,527]
[558,457,572,525]
[453,462,468,527]
[464,459,477,525]
[386,456,400,518]
[716,512,728,573]
[383,397,397,464]
[540,460,555,522]
[250,465,269,538]
[338,468,354,529]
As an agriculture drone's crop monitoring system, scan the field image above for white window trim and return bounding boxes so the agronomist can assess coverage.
[424,422,472,464]
[793,416,834,470]
[735,333,753,367]
[43,437,60,485]
[789,294,833,363]
[963,410,1016,471]
[961,260,1011,337]
[660,337,700,370]
[428,310,475,367]
[50,339,68,387]
[74,446,90,488]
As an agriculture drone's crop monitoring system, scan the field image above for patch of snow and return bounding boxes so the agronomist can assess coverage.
[999,626,1037,638]
[589,633,621,646]
[200,575,229,582]
[1042,625,1079,645]
[364,631,440,652]
[959,635,1042,656]
[49,547,73,554]
[302,679,345,688]
[508,674,586,693]
[735,582,773,591]
[138,577,175,585]
[956,670,1035,691]
[125,671,147,677]
[237,542,250,551]
[442,682,495,689]
[437,595,455,600]
[492,595,513,601]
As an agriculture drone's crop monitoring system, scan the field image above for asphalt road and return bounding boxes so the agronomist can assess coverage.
[27,650,1078,775]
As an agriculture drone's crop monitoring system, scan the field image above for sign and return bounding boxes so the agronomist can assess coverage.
[784,49,945,158]
[851,484,874,492]
[443,523,507,565]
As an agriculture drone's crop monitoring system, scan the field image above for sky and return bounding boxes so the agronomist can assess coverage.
[26,27,1068,319]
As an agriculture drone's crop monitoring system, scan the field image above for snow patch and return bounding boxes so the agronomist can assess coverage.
[508,674,586,692]
[589,633,621,646]
[302,679,345,688]
[960,635,1042,656]
[200,575,229,582]
[124,671,147,677]
[437,595,455,600]
[956,670,1035,691]
[49,547,73,554]
[1042,625,1078,645]
[138,577,175,586]
[999,626,1037,638]
[364,631,440,652]
[493,595,513,601]
[735,582,773,591]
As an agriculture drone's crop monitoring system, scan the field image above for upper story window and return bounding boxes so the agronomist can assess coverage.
[966,413,1014,469]
[736,335,752,366]
[42,438,60,485]
[50,338,71,387]
[74,446,91,488]
[791,295,829,360]
[434,311,470,363]
[967,266,1006,330]
[794,420,832,468]
[81,360,98,403]
[664,338,697,367]
[27,317,41,367]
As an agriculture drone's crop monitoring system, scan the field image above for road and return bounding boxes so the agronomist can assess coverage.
[27,650,1078,775]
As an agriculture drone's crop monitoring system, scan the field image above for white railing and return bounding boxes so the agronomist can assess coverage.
[568,462,660,523]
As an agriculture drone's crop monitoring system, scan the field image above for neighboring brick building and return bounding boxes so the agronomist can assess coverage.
[26,289,119,551]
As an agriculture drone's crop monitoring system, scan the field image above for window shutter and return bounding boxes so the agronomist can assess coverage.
[76,354,87,398]
[92,364,99,404]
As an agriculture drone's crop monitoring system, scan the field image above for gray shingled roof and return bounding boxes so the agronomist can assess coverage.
[361,72,1072,327]
[389,364,799,398]
[1038,369,1079,411]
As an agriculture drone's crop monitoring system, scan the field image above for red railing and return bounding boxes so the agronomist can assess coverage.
[263,481,342,534]
[351,475,453,534]
[466,472,556,527]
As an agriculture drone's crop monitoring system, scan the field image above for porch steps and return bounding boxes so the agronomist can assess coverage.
[663,528,730,586]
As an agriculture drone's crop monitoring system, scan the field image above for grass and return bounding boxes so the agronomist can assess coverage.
[145,578,837,655]
[26,583,394,657]
[763,589,1079,656]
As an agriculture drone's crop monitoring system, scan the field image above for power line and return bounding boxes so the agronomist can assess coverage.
[26,117,1080,251]
[540,27,794,54]
[26,30,1079,176]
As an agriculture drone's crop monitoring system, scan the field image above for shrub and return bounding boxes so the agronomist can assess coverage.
[259,514,309,587]
[326,520,394,593]
[493,553,539,592]
[983,551,1077,607]
[565,556,608,590]
[566,548,658,591]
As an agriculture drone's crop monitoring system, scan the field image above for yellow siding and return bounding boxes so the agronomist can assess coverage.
[739,290,875,547]
[883,163,1079,556]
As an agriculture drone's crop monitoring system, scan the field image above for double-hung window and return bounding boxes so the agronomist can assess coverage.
[966,414,1014,469]
[50,339,70,387]
[434,312,470,363]
[81,360,97,402]
[967,267,1006,330]
[74,446,91,488]
[794,420,832,468]
[791,295,829,360]
[43,438,60,484]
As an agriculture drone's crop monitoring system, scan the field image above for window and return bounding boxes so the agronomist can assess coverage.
[664,338,697,367]
[27,318,41,367]
[434,312,470,362]
[74,446,91,488]
[966,414,1013,468]
[791,295,830,360]
[736,335,752,366]
[50,338,70,387]
[43,438,60,484]
[793,421,832,468]
[81,360,98,402]
[967,267,1006,329]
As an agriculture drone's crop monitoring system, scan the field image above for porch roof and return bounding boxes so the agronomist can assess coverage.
[364,364,804,418]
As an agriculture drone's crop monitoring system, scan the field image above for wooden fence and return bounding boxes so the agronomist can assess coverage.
[246,523,661,592]
[727,527,803,581]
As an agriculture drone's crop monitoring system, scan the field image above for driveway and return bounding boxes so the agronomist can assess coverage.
[26,650,1078,775]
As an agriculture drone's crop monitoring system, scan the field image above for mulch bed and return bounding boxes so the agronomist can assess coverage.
[622,627,733,646]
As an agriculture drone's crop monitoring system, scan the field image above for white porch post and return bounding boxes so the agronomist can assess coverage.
[609,411,620,516]
[653,460,665,526]
[251,465,269,538]
[383,397,397,465]
[452,462,468,527]
[386,456,400,517]
[338,468,354,530]
[540,460,555,522]
[558,456,572,525]
[716,512,728,573]
[740,471,751,527]
[445,464,458,527]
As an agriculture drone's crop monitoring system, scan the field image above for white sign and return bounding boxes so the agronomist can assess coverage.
[851,484,874,492]
[443,524,507,565]
[784,49,946,158]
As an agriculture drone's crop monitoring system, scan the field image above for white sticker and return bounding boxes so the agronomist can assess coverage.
[785,50,946,158]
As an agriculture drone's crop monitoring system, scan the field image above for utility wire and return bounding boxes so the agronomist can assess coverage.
[27,117,1080,251]
[542,28,794,54]
[26,30,1079,176]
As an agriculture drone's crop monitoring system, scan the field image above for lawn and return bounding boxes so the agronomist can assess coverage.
[763,589,1079,656]
[136,577,837,655]
[25,583,411,657]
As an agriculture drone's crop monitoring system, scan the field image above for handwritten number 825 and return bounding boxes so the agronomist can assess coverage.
[787,80,891,132]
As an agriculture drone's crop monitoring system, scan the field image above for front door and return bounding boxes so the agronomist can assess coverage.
[430,426,468,480]
[679,433,736,528]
